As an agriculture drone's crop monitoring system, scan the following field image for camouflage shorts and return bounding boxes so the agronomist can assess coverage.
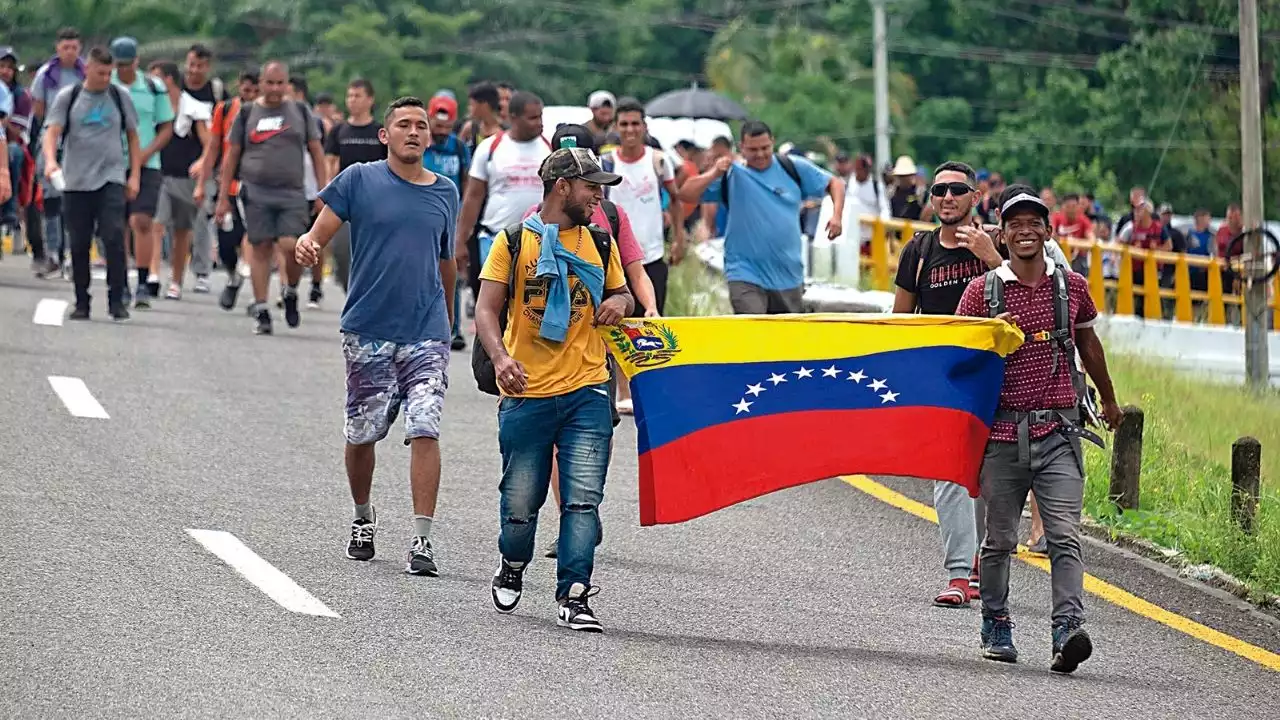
[342,333,450,445]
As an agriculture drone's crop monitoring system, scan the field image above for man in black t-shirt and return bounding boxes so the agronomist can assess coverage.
[156,44,227,299]
[322,79,387,295]
[891,160,1003,610]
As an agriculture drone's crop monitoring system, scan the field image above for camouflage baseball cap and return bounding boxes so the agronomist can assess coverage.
[538,147,622,186]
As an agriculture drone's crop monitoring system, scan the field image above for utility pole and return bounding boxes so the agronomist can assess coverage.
[872,0,891,174]
[1239,0,1271,391]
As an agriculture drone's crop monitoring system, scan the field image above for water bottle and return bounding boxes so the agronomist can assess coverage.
[49,169,66,192]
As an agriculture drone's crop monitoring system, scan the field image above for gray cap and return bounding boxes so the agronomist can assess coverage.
[1157,202,1174,215]
[109,37,138,62]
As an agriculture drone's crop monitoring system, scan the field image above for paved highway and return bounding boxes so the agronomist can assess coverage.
[1,263,1276,719]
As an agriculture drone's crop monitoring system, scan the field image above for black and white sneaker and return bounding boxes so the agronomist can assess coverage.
[404,536,438,576]
[491,558,525,614]
[557,582,603,632]
[308,284,323,309]
[345,515,377,561]
[254,306,273,335]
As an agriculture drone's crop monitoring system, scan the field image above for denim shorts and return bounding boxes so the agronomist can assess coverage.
[342,333,450,445]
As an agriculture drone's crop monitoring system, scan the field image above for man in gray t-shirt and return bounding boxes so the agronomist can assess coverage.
[215,60,326,335]
[42,46,141,321]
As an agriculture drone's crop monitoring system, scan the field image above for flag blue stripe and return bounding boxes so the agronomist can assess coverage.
[631,345,1005,454]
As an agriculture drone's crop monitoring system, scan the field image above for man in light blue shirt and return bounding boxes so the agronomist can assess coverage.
[680,120,846,313]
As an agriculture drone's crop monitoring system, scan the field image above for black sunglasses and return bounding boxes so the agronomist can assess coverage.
[930,182,973,198]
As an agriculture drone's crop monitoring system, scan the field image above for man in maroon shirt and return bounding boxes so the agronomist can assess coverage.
[956,185,1122,675]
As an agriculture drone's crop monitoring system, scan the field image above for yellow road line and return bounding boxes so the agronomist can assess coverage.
[841,474,1280,673]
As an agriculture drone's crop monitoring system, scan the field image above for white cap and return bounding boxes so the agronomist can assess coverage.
[588,90,617,109]
[1000,192,1050,218]
[891,155,917,176]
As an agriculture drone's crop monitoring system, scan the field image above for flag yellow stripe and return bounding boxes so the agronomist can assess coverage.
[603,314,1025,376]
[841,474,1280,673]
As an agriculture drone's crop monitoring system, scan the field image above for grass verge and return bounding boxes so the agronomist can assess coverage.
[1082,353,1280,600]
[669,260,1280,599]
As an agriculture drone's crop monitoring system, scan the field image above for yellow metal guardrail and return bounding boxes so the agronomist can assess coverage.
[857,215,1280,330]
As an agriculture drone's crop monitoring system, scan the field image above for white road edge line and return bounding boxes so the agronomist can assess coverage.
[33,298,68,326]
[185,529,340,619]
[46,376,109,419]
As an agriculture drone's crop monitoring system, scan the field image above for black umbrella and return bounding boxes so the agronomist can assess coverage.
[645,86,749,121]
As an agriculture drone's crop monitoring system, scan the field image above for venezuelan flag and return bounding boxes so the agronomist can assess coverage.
[602,315,1025,526]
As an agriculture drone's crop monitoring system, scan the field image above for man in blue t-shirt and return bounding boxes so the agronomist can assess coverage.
[295,96,459,579]
[1185,207,1214,291]
[679,120,845,314]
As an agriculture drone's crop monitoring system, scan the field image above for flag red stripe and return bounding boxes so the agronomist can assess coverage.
[637,407,989,526]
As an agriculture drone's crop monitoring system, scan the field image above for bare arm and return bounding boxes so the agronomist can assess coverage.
[301,205,344,248]
[678,166,722,204]
[308,140,327,189]
[440,258,457,329]
[325,154,339,184]
[455,177,487,269]
[146,122,173,167]
[127,129,142,178]
[42,123,62,172]
[624,261,659,316]
[891,287,916,313]
[215,142,242,211]
[827,174,847,221]
[475,278,509,362]
[1076,326,1117,405]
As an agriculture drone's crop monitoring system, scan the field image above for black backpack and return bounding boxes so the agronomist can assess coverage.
[982,268,1104,444]
[471,221,614,396]
[58,83,127,159]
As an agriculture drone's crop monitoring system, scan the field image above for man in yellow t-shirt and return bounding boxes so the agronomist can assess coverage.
[475,147,632,633]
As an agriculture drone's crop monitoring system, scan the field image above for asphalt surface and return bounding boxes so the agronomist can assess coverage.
[1,261,1277,719]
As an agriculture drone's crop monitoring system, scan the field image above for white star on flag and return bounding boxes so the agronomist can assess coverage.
[822,365,840,378]
[733,398,754,414]
[745,383,765,397]
[767,373,788,386]
[880,390,899,404]
[794,367,814,379]
[847,370,866,383]
[868,378,887,391]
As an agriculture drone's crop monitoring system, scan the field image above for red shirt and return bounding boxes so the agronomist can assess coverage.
[1050,211,1093,240]
[957,260,1099,443]
[1216,225,1243,258]
[1125,219,1164,276]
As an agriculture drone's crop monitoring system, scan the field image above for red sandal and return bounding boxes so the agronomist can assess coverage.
[933,578,971,608]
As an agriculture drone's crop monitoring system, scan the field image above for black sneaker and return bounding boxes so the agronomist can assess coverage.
[980,614,1018,663]
[254,307,273,335]
[345,516,377,561]
[557,583,603,632]
[308,284,323,309]
[220,280,242,311]
[133,285,151,310]
[69,305,90,321]
[283,291,301,328]
[450,334,466,351]
[1050,621,1093,674]
[405,536,438,576]
[491,558,525,614]
[109,303,131,322]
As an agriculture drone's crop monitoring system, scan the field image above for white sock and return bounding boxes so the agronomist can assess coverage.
[413,515,433,540]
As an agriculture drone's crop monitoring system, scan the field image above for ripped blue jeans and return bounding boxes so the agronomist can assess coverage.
[497,382,612,599]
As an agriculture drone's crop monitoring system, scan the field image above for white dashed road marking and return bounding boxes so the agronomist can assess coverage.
[186,529,340,619]
[46,376,109,419]
[33,298,68,326]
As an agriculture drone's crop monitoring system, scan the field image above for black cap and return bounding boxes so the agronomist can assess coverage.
[539,148,622,186]
[551,123,597,153]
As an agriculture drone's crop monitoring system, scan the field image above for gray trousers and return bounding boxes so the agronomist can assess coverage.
[934,480,985,581]
[156,176,216,277]
[979,432,1086,625]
